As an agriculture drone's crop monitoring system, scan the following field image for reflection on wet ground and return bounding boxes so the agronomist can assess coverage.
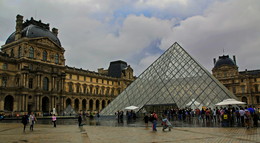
[1,116,246,128]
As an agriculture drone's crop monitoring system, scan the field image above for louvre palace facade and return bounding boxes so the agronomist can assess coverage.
[0,15,135,115]
[212,55,260,108]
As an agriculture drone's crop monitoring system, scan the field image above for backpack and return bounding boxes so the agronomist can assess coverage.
[223,114,228,120]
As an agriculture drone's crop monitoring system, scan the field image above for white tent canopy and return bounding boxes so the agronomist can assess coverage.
[215,99,246,106]
[124,105,139,110]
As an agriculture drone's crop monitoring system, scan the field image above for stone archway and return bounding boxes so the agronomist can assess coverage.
[42,96,50,113]
[4,95,14,111]
[74,98,79,111]
[242,96,248,104]
[82,99,87,111]
[66,98,72,107]
[102,100,106,109]
[96,100,100,111]
[89,99,93,111]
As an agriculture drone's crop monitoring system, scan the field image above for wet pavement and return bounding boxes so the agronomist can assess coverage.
[0,121,259,143]
[0,116,247,127]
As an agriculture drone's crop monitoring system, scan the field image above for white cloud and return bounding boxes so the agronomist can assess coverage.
[0,0,260,76]
[159,0,260,72]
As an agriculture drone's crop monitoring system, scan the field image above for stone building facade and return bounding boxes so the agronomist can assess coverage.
[212,55,260,108]
[0,15,135,116]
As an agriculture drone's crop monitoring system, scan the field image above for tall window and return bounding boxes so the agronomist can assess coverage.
[255,84,258,92]
[29,47,34,58]
[18,46,22,58]
[257,96,260,103]
[10,49,14,57]
[55,54,59,64]
[83,85,86,93]
[2,63,8,70]
[43,77,49,91]
[43,51,47,61]
[241,85,245,93]
[232,87,236,93]
[76,84,80,93]
[69,83,73,92]
[29,78,33,89]
[2,77,7,87]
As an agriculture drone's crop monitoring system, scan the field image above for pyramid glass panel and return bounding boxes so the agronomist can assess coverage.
[100,42,238,115]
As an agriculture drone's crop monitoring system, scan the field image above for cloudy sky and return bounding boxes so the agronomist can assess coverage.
[0,0,260,76]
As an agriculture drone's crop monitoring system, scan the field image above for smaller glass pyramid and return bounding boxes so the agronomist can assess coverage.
[100,42,237,115]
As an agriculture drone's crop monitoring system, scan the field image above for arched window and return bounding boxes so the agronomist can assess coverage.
[29,78,33,89]
[96,100,100,111]
[102,100,106,109]
[43,77,49,91]
[18,46,22,58]
[74,99,79,111]
[43,51,47,61]
[29,47,34,58]
[82,99,87,111]
[66,98,71,107]
[55,54,59,64]
[89,99,93,111]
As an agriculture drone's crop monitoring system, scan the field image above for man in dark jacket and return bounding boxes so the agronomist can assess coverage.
[21,114,28,132]
[78,114,82,127]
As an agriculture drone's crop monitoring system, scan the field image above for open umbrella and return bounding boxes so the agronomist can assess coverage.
[124,105,139,110]
[216,98,246,106]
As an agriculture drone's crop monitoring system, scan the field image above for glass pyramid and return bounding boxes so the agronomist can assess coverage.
[100,42,237,115]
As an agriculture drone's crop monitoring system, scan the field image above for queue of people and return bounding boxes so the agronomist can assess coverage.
[160,105,259,128]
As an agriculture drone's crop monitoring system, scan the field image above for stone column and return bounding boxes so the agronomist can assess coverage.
[25,95,28,112]
[0,97,4,111]
[71,99,75,110]
[61,96,65,111]
[25,74,28,88]
[21,95,25,111]
[99,101,102,112]
[13,96,18,112]
[79,99,82,111]
[86,99,89,111]
[93,100,96,111]
[39,96,42,112]
[51,96,53,110]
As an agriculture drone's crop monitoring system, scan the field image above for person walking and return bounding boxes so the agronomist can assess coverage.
[78,114,82,127]
[52,114,57,127]
[143,114,149,128]
[21,114,28,132]
[152,112,158,131]
[29,112,37,131]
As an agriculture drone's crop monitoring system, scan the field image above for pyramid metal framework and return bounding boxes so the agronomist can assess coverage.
[100,42,237,115]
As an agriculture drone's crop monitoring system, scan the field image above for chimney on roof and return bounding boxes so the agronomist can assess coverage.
[233,55,236,65]
[213,58,216,65]
[15,14,23,40]
[52,28,58,37]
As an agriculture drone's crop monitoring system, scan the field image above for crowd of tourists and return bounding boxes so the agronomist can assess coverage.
[160,106,259,128]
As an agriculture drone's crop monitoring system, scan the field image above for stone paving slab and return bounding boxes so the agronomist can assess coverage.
[0,123,259,143]
[0,123,89,143]
[84,126,260,143]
